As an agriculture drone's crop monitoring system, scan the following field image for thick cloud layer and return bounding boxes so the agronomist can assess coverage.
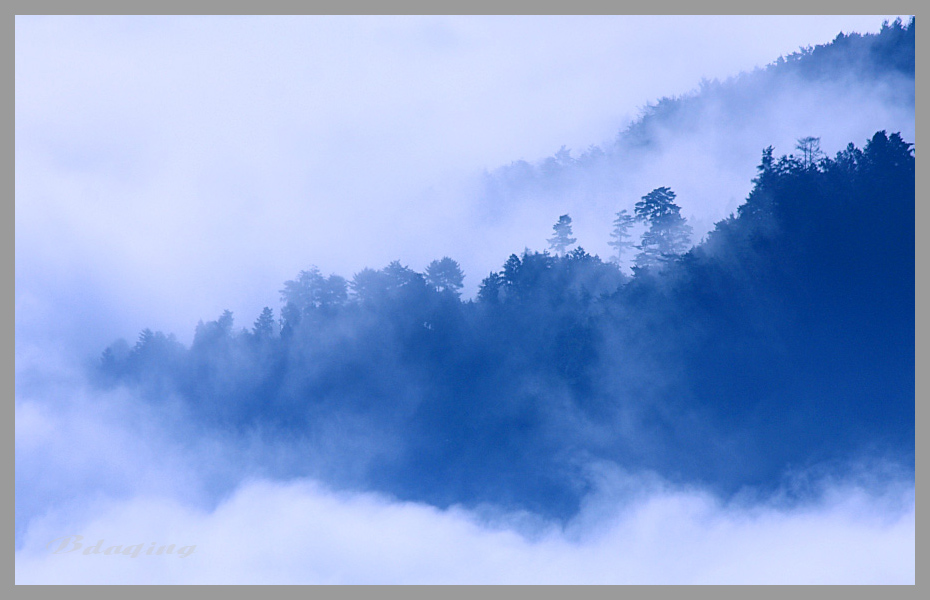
[15,477,915,585]
[14,364,915,584]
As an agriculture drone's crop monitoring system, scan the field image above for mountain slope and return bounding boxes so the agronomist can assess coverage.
[97,129,915,518]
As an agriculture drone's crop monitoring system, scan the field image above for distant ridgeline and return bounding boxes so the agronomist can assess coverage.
[480,17,915,207]
[98,130,914,519]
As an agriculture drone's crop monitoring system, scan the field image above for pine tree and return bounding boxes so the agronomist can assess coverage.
[795,136,824,168]
[281,267,347,311]
[477,271,504,304]
[633,187,693,269]
[502,254,522,286]
[548,214,577,256]
[634,187,677,222]
[217,310,234,334]
[252,307,276,339]
[425,257,465,297]
[607,209,636,264]
[134,328,155,352]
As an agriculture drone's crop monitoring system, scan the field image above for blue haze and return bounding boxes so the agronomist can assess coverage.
[14,16,915,583]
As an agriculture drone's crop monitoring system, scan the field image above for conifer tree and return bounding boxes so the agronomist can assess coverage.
[252,307,276,339]
[548,214,577,256]
[633,187,693,269]
[795,136,824,168]
[425,257,465,297]
[607,209,636,264]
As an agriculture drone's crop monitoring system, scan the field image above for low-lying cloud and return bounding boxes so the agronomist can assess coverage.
[15,354,915,584]
[16,472,915,584]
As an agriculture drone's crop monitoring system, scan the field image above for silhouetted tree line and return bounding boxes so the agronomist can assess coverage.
[481,17,914,201]
[96,130,914,518]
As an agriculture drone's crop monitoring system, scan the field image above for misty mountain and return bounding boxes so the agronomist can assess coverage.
[16,16,917,584]
[474,17,915,259]
[96,129,914,519]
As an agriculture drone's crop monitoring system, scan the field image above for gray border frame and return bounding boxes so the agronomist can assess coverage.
[9,1,921,593]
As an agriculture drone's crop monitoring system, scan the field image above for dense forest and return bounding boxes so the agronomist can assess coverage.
[96,128,914,518]
[89,18,916,520]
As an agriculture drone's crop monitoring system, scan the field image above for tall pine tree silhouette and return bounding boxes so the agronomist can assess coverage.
[608,208,636,265]
[633,187,693,269]
[548,214,577,256]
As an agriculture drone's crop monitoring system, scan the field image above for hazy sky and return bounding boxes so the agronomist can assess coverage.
[15,15,908,351]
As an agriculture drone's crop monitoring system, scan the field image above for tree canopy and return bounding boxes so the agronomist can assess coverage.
[547,214,577,256]
[96,130,915,520]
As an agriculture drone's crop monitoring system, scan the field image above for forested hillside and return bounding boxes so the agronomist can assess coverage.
[474,17,915,258]
[97,129,914,518]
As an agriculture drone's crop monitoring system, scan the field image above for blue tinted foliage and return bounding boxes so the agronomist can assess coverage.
[96,130,914,519]
[480,17,914,203]
[90,17,916,521]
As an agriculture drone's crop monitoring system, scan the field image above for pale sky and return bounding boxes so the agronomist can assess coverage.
[15,15,910,352]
